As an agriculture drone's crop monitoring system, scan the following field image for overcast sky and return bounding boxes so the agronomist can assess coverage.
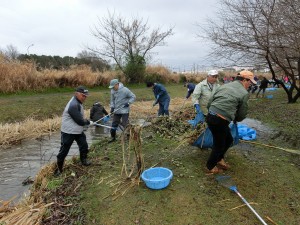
[0,0,219,72]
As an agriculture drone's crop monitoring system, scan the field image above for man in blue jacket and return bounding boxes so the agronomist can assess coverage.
[146,82,170,116]
[184,82,196,99]
[54,86,94,176]
[108,79,136,143]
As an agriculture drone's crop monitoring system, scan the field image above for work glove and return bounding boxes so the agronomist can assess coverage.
[194,104,201,113]
[89,121,95,126]
[152,100,158,107]
[102,115,110,123]
[192,112,205,128]
[110,107,114,113]
[124,103,130,107]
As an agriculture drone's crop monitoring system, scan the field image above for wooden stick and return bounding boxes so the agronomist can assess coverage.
[228,202,258,211]
[265,216,279,225]
[240,140,300,155]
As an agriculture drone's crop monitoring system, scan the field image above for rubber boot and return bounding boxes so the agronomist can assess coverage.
[109,129,116,143]
[80,153,91,166]
[54,160,64,177]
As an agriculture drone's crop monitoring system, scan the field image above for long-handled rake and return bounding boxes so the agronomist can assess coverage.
[94,106,125,124]
[140,105,155,127]
[177,98,187,113]
[216,175,268,225]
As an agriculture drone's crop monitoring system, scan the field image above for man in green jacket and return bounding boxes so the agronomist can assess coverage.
[206,70,256,174]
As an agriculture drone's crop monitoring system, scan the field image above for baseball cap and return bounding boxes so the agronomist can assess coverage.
[109,79,119,88]
[238,71,257,84]
[208,70,218,76]
[75,86,89,95]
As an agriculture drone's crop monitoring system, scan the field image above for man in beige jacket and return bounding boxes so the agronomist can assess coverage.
[191,70,220,127]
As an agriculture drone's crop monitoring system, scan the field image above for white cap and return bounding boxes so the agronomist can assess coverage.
[208,70,218,76]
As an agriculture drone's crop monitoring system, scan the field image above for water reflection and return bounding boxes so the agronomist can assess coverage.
[0,126,109,202]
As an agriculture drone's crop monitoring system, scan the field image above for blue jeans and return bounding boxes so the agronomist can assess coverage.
[158,97,170,116]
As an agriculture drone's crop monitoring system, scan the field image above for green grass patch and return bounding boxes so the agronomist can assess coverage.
[76,130,300,225]
[0,83,185,123]
[46,177,64,190]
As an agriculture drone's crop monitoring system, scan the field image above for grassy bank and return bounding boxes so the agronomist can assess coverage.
[36,101,300,225]
[0,83,185,124]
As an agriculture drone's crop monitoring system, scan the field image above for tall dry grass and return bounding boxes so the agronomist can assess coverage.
[0,56,124,93]
[146,65,181,83]
[183,72,207,83]
[0,57,184,93]
[0,117,61,148]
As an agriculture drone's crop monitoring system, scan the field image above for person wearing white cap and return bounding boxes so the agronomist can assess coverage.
[108,79,136,142]
[191,70,220,128]
[205,70,256,174]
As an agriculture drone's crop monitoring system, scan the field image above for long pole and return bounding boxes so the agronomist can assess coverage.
[232,187,268,225]
[27,44,34,55]
[94,106,124,124]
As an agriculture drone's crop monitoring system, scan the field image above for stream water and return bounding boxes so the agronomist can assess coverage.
[0,126,110,202]
[0,118,272,203]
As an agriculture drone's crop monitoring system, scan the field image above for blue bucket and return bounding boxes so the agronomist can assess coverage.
[141,167,173,190]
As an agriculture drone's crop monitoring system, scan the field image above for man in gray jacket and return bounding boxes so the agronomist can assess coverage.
[54,86,93,176]
[108,79,136,143]
[206,71,256,174]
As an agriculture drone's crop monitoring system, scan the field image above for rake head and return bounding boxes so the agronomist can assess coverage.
[216,175,237,191]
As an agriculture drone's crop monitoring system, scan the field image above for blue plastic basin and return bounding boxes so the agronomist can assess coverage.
[266,95,273,99]
[141,167,173,190]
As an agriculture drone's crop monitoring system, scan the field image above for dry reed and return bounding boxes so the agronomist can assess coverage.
[0,57,123,93]
[0,163,56,224]
[0,117,61,148]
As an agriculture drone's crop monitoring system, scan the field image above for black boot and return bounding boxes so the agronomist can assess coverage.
[54,160,64,177]
[80,153,91,166]
[81,158,91,166]
[109,129,116,143]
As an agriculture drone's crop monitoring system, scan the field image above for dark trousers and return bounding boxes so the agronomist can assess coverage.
[256,87,266,97]
[57,132,88,162]
[206,113,233,170]
[110,113,129,138]
[158,97,170,116]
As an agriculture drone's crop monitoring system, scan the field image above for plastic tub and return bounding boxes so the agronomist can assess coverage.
[141,167,173,190]
[266,95,273,99]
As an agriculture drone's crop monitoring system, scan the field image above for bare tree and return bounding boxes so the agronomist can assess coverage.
[0,44,19,61]
[89,11,173,81]
[200,0,300,103]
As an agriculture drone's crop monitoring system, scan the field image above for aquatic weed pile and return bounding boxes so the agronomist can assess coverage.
[149,107,206,144]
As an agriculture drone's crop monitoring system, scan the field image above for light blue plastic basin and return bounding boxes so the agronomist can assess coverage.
[141,167,173,190]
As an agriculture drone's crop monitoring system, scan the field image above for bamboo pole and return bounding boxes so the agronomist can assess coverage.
[240,140,300,155]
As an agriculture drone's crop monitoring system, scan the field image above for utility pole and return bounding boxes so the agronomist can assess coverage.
[27,44,34,55]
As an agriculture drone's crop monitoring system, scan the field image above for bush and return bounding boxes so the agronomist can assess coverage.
[144,72,166,84]
[179,74,187,83]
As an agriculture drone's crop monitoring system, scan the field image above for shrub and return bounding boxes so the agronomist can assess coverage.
[144,72,166,84]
